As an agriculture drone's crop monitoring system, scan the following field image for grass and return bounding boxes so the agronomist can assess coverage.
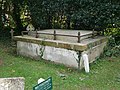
[0,37,120,90]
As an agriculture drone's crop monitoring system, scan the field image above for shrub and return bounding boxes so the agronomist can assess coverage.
[27,0,120,30]
[103,36,120,57]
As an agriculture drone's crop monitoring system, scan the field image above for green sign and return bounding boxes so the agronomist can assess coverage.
[33,77,52,90]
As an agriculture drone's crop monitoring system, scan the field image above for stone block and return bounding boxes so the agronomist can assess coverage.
[0,77,25,90]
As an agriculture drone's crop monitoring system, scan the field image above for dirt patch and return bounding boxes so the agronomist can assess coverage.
[0,59,3,65]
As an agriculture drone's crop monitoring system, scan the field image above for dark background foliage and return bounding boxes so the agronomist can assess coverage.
[0,0,120,36]
[27,0,120,31]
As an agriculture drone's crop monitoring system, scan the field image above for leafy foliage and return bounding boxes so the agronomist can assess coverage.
[103,36,120,57]
[27,0,120,30]
[104,25,120,45]
[0,0,120,35]
[0,0,27,34]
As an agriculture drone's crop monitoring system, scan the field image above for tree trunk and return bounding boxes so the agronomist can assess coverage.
[0,8,2,30]
[12,2,23,35]
[66,15,71,29]
[48,15,52,29]
[0,0,3,30]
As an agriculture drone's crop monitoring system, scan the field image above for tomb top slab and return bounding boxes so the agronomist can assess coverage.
[28,29,97,43]
[14,35,107,51]
[36,29,93,36]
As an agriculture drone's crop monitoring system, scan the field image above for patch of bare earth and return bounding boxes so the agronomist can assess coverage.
[0,58,3,65]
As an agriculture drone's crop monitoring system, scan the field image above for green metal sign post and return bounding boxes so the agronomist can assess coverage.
[33,77,52,90]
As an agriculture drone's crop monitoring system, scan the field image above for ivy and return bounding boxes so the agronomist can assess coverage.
[103,36,120,57]
[27,0,120,30]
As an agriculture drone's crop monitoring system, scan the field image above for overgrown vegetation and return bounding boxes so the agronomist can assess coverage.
[103,36,120,57]
[0,0,120,34]
[0,0,28,34]
[102,26,120,57]
[27,0,120,30]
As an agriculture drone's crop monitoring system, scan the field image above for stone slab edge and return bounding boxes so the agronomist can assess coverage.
[13,36,107,51]
[0,77,25,80]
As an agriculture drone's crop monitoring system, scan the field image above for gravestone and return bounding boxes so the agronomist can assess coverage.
[10,29,14,40]
[26,24,35,31]
[33,77,52,90]
[0,77,25,90]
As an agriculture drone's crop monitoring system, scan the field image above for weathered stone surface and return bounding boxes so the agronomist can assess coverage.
[28,29,95,43]
[14,36,88,51]
[0,77,25,90]
[14,30,108,69]
[83,42,107,63]
[17,41,79,67]
[16,39,107,68]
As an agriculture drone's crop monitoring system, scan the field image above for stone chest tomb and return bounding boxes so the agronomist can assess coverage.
[14,29,107,71]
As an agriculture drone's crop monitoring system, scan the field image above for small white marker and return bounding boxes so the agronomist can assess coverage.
[82,53,90,73]
[38,78,45,84]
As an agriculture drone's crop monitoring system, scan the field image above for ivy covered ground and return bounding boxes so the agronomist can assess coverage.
[0,38,120,90]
